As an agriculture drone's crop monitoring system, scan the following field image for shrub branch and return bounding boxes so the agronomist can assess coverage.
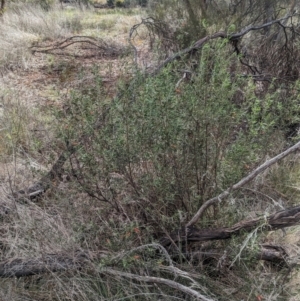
[150,14,297,75]
[187,140,300,227]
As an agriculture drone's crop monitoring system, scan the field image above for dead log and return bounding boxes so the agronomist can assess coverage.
[161,205,300,248]
[259,244,288,264]
[0,251,90,278]
[93,3,114,9]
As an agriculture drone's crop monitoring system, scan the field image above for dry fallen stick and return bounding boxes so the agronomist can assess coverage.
[0,251,216,300]
[0,251,91,278]
[187,244,288,267]
[187,140,300,227]
[161,205,300,247]
[30,36,126,57]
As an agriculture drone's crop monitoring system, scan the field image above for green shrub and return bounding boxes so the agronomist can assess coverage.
[115,0,125,7]
[56,41,298,234]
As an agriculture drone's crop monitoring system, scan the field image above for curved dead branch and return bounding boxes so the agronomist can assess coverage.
[129,17,175,66]
[30,36,127,58]
[150,14,296,75]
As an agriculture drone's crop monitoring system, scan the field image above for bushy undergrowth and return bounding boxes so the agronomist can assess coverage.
[41,39,300,300]
[58,41,298,235]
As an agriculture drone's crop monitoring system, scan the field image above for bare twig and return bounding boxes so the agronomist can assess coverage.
[128,22,140,66]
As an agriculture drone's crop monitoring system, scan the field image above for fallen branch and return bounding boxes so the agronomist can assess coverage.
[0,251,91,278]
[93,3,114,9]
[188,244,287,269]
[258,244,288,264]
[162,205,300,247]
[31,36,126,58]
[0,252,214,300]
[187,140,300,227]
[0,242,288,279]
[0,246,285,300]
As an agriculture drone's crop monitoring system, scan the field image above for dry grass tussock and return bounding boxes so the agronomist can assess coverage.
[0,4,79,70]
[80,9,144,37]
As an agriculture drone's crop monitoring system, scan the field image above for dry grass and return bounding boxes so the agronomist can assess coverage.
[0,5,69,69]
[0,4,150,301]
[78,8,144,40]
[0,2,144,156]
[0,3,143,70]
